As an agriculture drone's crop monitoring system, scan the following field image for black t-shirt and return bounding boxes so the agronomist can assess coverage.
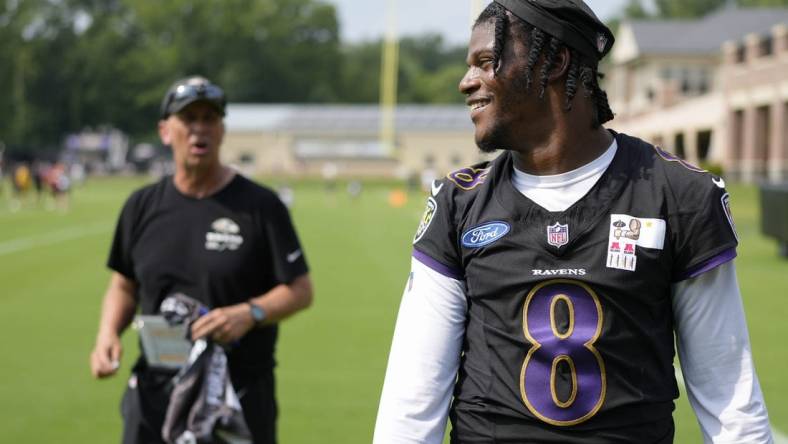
[413,132,738,443]
[108,174,308,376]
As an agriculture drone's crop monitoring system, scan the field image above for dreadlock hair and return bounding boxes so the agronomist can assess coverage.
[475,2,615,128]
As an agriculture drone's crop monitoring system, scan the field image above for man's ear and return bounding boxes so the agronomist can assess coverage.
[549,46,571,82]
[158,119,171,145]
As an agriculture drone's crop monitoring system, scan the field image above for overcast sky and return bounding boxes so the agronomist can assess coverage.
[324,0,629,45]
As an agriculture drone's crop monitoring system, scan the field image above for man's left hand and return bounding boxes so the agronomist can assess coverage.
[190,304,254,345]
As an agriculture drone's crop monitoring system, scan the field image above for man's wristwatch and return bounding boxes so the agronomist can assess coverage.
[248,301,267,326]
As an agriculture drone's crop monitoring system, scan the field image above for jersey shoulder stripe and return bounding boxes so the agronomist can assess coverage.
[618,133,728,208]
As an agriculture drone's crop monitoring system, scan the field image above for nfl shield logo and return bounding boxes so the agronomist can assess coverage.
[547,222,569,248]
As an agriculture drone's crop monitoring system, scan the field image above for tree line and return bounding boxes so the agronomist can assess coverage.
[0,0,468,151]
[1,0,785,152]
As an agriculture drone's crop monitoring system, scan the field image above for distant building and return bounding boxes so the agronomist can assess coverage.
[607,4,788,182]
[222,104,487,178]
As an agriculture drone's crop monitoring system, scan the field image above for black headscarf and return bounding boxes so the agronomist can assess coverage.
[494,0,615,61]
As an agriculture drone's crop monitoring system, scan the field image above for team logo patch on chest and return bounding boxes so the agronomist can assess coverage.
[606,214,666,272]
[205,218,244,251]
[547,222,569,248]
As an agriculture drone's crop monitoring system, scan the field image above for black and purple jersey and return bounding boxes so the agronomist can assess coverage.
[412,132,738,443]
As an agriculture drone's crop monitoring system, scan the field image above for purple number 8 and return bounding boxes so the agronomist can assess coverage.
[520,279,606,426]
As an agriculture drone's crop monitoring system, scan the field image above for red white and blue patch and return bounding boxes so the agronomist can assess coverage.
[547,222,569,248]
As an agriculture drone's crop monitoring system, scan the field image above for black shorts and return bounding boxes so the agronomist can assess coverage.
[121,367,277,444]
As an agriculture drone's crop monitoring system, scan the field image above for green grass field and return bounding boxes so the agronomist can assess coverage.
[0,177,785,443]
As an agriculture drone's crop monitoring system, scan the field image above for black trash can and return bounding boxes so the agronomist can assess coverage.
[760,183,788,258]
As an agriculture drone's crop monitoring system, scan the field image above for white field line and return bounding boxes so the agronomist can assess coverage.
[0,222,111,256]
[675,367,788,443]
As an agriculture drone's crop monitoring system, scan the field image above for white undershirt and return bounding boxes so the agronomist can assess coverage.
[511,139,617,212]
[373,144,772,444]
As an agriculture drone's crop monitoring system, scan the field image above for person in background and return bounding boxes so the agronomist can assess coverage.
[90,76,313,444]
[10,163,32,211]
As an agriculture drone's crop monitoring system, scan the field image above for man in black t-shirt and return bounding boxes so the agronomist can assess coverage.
[90,76,313,444]
[374,2,771,443]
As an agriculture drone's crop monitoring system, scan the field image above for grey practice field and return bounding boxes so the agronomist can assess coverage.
[0,176,785,443]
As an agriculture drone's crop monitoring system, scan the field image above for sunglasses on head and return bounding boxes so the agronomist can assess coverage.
[161,81,226,118]
[172,82,225,102]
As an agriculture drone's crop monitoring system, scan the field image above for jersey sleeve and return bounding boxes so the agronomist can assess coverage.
[107,192,140,281]
[671,179,739,282]
[672,262,773,443]
[263,195,309,284]
[411,180,463,280]
[374,257,466,444]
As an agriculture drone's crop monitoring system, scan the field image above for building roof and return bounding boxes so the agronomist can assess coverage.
[626,5,788,55]
[225,104,473,134]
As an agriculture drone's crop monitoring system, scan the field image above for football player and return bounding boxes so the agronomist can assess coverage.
[373,1,772,443]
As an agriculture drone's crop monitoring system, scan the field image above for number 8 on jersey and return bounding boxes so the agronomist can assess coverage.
[520,279,607,426]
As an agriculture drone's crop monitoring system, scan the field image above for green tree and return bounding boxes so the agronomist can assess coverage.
[118,0,343,103]
[738,0,788,5]
[397,34,466,104]
[0,0,75,149]
[0,0,343,150]
[339,33,467,104]
[653,0,728,18]
[339,40,382,102]
[624,0,651,19]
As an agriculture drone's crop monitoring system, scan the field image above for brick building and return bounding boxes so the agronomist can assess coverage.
[607,4,788,182]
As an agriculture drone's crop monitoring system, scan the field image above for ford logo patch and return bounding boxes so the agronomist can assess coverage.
[462,222,510,248]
